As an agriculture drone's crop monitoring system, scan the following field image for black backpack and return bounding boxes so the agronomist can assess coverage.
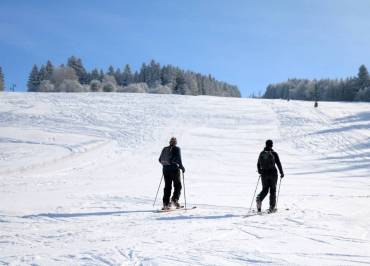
[258,150,276,170]
[159,146,173,166]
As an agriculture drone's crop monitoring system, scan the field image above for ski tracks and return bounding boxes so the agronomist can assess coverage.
[1,94,370,265]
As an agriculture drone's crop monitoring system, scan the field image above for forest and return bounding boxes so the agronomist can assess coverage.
[263,65,370,102]
[26,57,241,97]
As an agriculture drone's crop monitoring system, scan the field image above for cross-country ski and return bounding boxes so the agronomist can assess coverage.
[156,206,197,213]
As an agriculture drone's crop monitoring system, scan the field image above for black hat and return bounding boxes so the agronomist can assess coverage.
[169,137,177,146]
[266,139,273,148]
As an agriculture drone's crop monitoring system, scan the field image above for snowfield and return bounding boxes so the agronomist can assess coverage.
[0,93,369,265]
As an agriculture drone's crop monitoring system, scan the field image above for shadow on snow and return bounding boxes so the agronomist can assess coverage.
[21,210,155,219]
[156,213,240,221]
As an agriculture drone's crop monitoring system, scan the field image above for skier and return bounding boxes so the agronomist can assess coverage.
[256,139,284,213]
[159,137,186,210]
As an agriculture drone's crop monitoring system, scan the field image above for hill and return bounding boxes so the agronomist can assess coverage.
[0,93,369,265]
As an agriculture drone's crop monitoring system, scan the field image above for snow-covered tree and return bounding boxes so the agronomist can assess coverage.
[45,60,54,80]
[99,70,105,81]
[27,65,40,92]
[107,65,115,77]
[148,84,172,94]
[0,66,4,91]
[174,71,189,95]
[160,65,177,89]
[103,83,115,92]
[102,75,117,92]
[147,60,161,87]
[357,65,369,90]
[38,65,48,83]
[51,66,78,88]
[113,68,122,85]
[118,82,148,93]
[133,71,140,83]
[26,57,241,97]
[122,64,133,86]
[356,87,370,101]
[263,66,370,102]
[38,80,55,92]
[67,56,88,84]
[138,63,147,83]
[90,68,100,81]
[184,72,199,95]
[57,79,84,92]
[90,80,102,92]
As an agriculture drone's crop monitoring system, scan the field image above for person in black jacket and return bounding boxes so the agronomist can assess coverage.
[256,139,284,212]
[159,137,185,210]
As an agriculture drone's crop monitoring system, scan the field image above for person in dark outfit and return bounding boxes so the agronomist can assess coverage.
[256,139,284,212]
[159,137,185,210]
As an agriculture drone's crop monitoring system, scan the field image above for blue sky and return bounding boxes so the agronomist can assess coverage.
[1,0,370,96]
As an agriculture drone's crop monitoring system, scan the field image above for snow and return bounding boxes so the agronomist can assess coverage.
[0,92,369,265]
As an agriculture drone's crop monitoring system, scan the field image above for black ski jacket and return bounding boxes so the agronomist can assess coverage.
[257,147,283,176]
[159,145,185,172]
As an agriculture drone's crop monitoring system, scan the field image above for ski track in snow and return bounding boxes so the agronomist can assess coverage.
[0,93,370,265]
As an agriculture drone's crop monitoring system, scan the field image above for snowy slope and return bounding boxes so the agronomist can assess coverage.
[0,93,369,265]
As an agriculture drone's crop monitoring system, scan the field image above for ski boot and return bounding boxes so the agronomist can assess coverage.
[171,199,181,209]
[256,197,262,213]
[267,206,277,214]
[161,204,170,211]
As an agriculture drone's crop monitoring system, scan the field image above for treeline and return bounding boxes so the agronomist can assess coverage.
[264,65,370,102]
[27,56,240,97]
[0,66,4,91]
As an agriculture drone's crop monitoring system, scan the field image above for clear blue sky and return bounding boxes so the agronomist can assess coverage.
[1,0,370,96]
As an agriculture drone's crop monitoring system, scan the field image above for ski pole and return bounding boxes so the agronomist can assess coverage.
[153,174,164,207]
[182,171,187,210]
[248,175,261,213]
[276,177,282,209]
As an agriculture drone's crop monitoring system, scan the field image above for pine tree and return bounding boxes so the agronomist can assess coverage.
[184,71,198,95]
[90,68,100,81]
[138,63,147,83]
[107,65,115,76]
[133,71,140,83]
[38,65,48,83]
[147,59,161,87]
[45,60,54,80]
[99,70,104,81]
[174,71,188,95]
[0,66,4,91]
[67,56,88,84]
[357,64,369,90]
[161,65,177,90]
[114,68,122,85]
[27,65,40,92]
[122,64,133,86]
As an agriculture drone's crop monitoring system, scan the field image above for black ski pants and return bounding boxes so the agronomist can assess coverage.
[163,168,182,205]
[257,173,278,209]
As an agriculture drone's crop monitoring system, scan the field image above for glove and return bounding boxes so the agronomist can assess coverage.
[181,166,185,173]
[280,173,284,178]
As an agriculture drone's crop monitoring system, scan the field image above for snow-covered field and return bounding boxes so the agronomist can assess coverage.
[0,93,369,265]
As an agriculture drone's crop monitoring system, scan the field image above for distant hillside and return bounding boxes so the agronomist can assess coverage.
[263,65,370,102]
[27,57,241,97]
